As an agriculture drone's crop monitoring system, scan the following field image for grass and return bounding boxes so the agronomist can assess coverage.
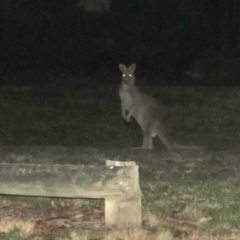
[0,73,240,239]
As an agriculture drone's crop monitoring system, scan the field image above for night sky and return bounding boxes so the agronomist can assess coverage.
[0,0,240,85]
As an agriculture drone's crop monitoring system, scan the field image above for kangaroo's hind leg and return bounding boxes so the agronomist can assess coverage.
[142,130,154,149]
[132,129,153,149]
[156,121,173,150]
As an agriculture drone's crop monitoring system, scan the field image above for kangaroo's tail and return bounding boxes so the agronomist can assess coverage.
[172,142,204,150]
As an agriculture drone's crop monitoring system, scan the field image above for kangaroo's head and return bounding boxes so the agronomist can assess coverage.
[119,63,136,87]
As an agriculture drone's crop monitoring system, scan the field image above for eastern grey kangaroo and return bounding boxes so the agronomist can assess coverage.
[118,63,202,150]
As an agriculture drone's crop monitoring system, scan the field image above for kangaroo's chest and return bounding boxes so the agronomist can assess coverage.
[119,86,132,108]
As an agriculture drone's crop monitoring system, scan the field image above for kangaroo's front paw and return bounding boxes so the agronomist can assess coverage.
[125,112,132,122]
[125,116,131,122]
[122,114,130,122]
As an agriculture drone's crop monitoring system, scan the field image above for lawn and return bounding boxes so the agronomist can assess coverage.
[0,74,239,239]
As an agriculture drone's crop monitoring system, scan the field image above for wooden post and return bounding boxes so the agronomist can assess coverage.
[105,160,141,228]
[0,161,142,228]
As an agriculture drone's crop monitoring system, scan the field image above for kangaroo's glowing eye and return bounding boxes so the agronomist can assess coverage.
[129,74,132,77]
[123,74,126,77]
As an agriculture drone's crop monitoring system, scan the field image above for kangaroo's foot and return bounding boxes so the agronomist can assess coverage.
[131,146,154,150]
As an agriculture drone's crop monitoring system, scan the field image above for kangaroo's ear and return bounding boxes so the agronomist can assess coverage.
[129,63,136,72]
[119,64,127,72]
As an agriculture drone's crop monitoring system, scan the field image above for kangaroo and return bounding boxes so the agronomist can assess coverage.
[118,63,203,150]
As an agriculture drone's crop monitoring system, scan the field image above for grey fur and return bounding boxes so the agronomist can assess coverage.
[118,63,203,150]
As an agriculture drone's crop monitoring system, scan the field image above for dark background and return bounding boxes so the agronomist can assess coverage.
[1,0,240,85]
